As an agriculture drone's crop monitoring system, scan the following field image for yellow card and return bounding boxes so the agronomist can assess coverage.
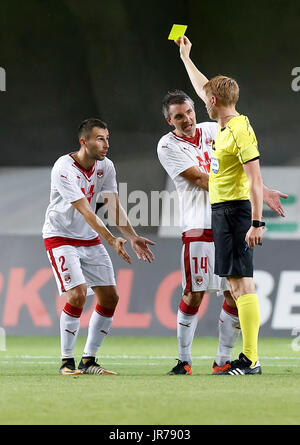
[168,24,187,40]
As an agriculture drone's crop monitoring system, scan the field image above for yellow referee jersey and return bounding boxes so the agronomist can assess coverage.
[209,115,260,204]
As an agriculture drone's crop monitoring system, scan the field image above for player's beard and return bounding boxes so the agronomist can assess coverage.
[95,152,106,161]
[88,145,107,161]
[182,122,196,138]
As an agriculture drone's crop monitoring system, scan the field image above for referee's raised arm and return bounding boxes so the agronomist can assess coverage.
[174,36,209,103]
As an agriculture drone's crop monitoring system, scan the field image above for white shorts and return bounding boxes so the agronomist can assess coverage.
[181,240,229,294]
[47,244,116,296]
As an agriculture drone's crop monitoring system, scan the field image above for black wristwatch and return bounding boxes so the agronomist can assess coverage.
[252,220,265,228]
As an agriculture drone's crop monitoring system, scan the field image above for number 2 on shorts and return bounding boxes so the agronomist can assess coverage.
[59,256,68,272]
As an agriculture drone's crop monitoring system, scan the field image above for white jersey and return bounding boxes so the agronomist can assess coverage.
[42,153,118,246]
[157,122,218,233]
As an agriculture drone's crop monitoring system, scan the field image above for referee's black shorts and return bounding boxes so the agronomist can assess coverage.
[211,200,253,277]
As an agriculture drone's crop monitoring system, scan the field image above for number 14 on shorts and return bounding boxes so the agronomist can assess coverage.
[192,256,208,274]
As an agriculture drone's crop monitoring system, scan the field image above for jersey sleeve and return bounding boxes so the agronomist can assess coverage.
[52,162,85,203]
[201,122,219,140]
[157,139,195,179]
[228,117,260,164]
[100,159,118,193]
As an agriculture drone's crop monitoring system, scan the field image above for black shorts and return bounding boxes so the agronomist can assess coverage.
[211,200,253,277]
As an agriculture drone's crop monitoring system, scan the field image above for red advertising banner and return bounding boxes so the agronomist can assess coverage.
[0,235,299,337]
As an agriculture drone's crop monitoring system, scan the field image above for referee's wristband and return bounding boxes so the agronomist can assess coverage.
[252,220,265,228]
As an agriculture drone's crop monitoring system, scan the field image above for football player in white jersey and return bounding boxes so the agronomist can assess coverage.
[43,118,155,375]
[157,90,287,375]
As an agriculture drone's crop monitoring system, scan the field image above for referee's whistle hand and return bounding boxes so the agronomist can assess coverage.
[245,227,264,249]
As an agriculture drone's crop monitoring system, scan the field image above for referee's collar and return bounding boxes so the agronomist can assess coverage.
[219,114,240,131]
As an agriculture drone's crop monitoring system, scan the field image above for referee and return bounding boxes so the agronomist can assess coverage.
[206,80,263,375]
[174,35,277,375]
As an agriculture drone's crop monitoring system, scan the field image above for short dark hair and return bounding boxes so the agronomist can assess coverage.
[162,90,194,118]
[203,75,239,106]
[78,118,108,140]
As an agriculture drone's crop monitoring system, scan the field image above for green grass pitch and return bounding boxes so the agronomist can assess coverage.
[0,336,300,425]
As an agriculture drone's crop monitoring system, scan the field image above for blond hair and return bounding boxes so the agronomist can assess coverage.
[203,75,239,106]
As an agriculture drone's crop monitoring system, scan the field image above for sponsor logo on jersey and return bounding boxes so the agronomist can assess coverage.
[97,169,104,178]
[81,185,95,203]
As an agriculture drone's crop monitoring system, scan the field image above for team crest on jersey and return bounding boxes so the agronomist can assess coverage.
[206,137,213,145]
[64,274,71,284]
[97,169,104,178]
[195,276,203,285]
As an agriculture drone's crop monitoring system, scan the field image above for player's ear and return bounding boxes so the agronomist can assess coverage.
[165,116,173,127]
[79,136,87,147]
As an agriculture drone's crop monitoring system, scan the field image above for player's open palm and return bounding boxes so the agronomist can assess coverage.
[131,236,155,263]
[264,189,288,217]
[113,237,131,264]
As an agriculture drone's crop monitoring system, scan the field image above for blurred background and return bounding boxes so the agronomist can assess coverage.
[0,0,299,339]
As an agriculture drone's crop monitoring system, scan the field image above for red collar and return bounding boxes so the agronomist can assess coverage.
[173,128,200,146]
[69,153,95,178]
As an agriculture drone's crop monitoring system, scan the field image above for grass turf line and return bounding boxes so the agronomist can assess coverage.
[0,336,300,425]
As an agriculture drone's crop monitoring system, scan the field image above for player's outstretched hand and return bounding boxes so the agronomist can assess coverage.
[131,236,155,263]
[264,189,288,217]
[174,35,192,61]
[113,237,131,264]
